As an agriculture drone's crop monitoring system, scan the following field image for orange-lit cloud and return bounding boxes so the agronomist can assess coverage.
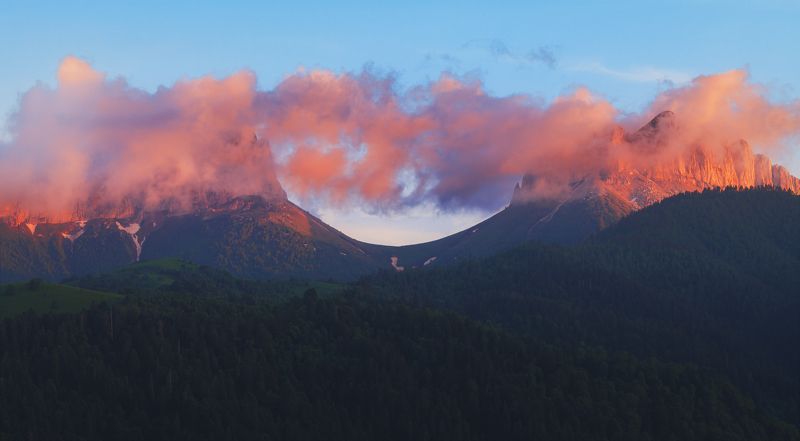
[1,59,799,223]
[644,69,800,150]
[0,58,283,221]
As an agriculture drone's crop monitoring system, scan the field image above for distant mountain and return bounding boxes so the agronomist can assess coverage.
[384,175,634,270]
[0,195,398,282]
[139,196,397,280]
[384,112,800,270]
[512,110,800,220]
[3,111,800,281]
[0,188,633,282]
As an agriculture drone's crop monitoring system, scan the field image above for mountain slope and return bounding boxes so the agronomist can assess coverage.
[382,112,800,270]
[364,187,800,427]
[589,187,800,291]
[384,176,636,270]
[3,111,800,281]
[0,197,390,282]
[139,196,385,280]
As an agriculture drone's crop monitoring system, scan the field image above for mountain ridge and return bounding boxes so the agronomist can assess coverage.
[2,111,799,281]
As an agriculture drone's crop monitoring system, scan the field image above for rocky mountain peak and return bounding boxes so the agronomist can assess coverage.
[626,110,677,148]
[512,111,800,211]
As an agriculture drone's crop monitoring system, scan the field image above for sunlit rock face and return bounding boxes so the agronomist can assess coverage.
[772,165,800,193]
[512,111,800,212]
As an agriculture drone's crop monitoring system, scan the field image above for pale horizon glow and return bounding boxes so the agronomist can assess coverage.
[311,201,500,246]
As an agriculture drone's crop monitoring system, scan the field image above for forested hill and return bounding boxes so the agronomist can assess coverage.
[591,187,800,291]
[362,187,800,431]
[1,292,796,440]
[1,187,799,439]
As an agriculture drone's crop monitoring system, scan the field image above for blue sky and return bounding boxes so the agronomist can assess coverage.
[2,0,799,244]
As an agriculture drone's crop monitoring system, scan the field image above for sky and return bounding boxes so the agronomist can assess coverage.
[1,0,799,244]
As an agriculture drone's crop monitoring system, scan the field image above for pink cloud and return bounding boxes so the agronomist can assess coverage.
[1,59,799,223]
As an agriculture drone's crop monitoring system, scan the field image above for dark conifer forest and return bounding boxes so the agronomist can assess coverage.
[1,188,799,440]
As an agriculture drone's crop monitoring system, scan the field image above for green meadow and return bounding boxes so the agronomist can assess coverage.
[0,280,121,318]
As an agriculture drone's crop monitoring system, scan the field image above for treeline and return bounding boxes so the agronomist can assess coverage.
[0,292,795,440]
[361,188,800,431]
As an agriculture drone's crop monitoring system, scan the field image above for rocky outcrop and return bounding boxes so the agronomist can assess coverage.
[772,165,800,193]
[513,112,800,212]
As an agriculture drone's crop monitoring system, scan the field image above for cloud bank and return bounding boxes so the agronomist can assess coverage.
[0,57,283,222]
[1,58,799,222]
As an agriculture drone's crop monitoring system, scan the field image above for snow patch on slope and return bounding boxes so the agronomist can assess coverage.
[116,222,141,236]
[424,256,437,266]
[390,256,404,272]
[116,222,143,261]
[66,229,85,242]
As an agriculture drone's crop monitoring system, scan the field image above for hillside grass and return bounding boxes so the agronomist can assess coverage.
[68,257,347,302]
[83,258,202,292]
[0,281,122,318]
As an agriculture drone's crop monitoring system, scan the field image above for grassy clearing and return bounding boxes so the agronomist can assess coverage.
[0,281,121,318]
